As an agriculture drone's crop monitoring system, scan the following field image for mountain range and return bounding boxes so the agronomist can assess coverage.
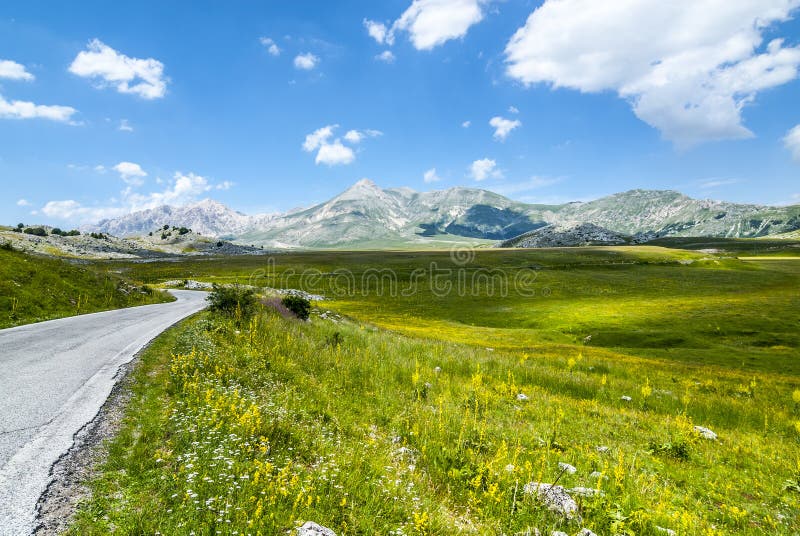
[87,179,800,248]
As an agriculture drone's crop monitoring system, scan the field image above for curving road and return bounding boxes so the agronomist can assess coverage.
[0,290,208,535]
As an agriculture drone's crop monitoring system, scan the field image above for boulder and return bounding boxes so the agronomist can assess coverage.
[524,482,580,520]
[297,521,337,536]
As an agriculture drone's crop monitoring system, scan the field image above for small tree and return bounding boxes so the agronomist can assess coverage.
[281,295,311,320]
[24,227,47,236]
[51,228,63,236]
[206,284,257,323]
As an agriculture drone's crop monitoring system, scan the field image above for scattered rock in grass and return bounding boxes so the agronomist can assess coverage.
[551,531,569,536]
[524,482,580,520]
[297,521,337,536]
[558,462,577,474]
[694,425,718,440]
[621,395,632,402]
[184,279,213,290]
[588,470,607,480]
[504,463,516,472]
[394,446,416,459]
[655,526,676,536]
[517,393,530,401]
[433,366,442,374]
[569,486,604,498]
[595,446,610,453]
[577,529,598,536]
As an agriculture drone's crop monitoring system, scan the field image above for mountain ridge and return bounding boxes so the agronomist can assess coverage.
[86,183,800,248]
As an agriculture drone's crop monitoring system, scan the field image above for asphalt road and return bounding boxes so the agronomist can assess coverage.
[0,290,208,535]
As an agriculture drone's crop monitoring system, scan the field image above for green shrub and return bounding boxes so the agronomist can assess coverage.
[51,228,63,236]
[178,227,190,235]
[65,230,80,236]
[281,295,311,320]
[206,284,257,322]
[24,227,47,237]
[17,223,24,229]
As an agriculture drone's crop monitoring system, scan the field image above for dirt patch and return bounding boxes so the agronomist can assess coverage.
[32,347,146,535]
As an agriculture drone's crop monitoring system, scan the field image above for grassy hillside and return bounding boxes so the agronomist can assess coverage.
[0,246,173,328]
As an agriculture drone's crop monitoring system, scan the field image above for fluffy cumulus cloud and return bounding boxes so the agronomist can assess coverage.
[113,161,147,185]
[375,50,396,63]
[785,125,800,162]
[259,37,281,56]
[294,52,319,70]
[69,39,168,99]
[0,59,34,81]
[489,116,521,141]
[303,125,380,166]
[365,0,487,51]
[470,158,502,181]
[42,171,225,223]
[394,0,487,50]
[0,95,77,122]
[504,0,800,147]
[315,141,355,166]
[423,168,442,183]
[363,19,392,45]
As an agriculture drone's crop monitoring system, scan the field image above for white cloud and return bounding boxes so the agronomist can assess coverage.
[462,120,471,128]
[423,168,442,183]
[0,94,77,122]
[0,60,34,81]
[393,0,487,50]
[16,198,30,207]
[303,125,380,166]
[118,119,133,132]
[216,180,234,190]
[470,158,502,181]
[508,105,519,114]
[376,50,396,63]
[94,164,107,173]
[784,124,800,162]
[315,141,355,166]
[504,0,800,146]
[42,200,126,222]
[113,161,147,186]
[489,116,521,141]
[259,37,281,56]
[364,19,392,45]
[303,124,337,152]
[69,39,168,99]
[344,129,383,143]
[294,52,319,70]
[42,171,221,223]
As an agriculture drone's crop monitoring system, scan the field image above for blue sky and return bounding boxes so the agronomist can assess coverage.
[2,0,800,226]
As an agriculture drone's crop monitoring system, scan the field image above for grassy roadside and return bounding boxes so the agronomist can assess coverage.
[69,307,800,535]
[0,247,173,329]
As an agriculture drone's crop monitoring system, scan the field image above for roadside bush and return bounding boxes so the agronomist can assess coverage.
[24,227,47,237]
[206,284,257,322]
[281,295,311,320]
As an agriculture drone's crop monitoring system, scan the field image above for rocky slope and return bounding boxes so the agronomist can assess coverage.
[498,223,632,248]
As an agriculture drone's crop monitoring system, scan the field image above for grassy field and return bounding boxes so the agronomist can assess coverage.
[70,244,800,534]
[0,247,173,328]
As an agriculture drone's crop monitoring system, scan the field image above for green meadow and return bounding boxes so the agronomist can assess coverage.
[70,244,800,534]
